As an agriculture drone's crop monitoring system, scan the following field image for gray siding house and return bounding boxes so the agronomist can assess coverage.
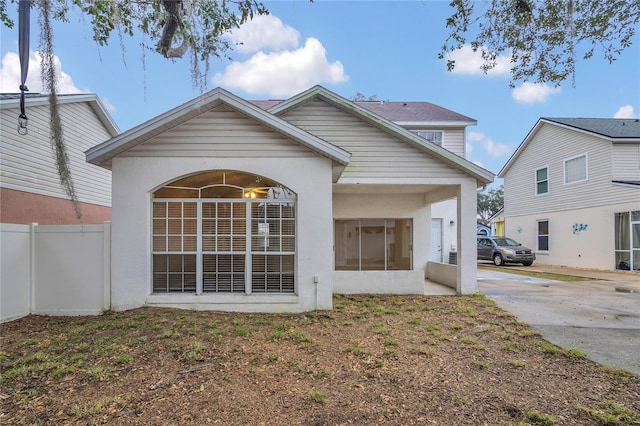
[499,118,640,271]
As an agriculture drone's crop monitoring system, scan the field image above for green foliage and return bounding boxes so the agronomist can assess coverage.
[351,92,378,101]
[2,0,269,85]
[477,185,503,225]
[308,388,326,404]
[526,409,557,425]
[0,0,12,28]
[440,0,640,87]
[583,401,640,425]
[114,353,133,364]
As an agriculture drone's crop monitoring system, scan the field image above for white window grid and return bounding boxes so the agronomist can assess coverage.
[152,198,295,294]
[416,131,443,146]
[564,153,588,184]
[537,220,549,252]
[535,166,549,195]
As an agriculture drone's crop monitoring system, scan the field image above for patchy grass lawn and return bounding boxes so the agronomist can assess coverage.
[1,294,638,425]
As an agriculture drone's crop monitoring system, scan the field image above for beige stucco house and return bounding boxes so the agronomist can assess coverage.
[86,86,493,313]
[498,118,640,271]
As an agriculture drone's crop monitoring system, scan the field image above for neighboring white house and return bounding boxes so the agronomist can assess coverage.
[498,117,640,271]
[0,93,118,224]
[86,86,493,313]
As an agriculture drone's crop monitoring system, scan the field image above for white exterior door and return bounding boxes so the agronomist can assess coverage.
[431,219,442,262]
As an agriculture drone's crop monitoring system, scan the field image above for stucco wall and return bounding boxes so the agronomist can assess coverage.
[334,271,426,294]
[504,201,640,270]
[110,156,334,313]
[431,199,457,259]
[426,261,457,289]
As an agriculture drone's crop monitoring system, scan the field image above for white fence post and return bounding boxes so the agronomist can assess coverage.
[29,222,37,313]
[103,221,112,311]
[0,223,33,322]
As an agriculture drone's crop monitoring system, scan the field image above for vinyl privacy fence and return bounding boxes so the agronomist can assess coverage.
[0,222,111,322]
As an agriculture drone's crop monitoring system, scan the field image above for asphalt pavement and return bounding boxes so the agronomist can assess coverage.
[476,263,640,375]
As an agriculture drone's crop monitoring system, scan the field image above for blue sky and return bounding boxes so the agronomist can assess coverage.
[1,1,639,183]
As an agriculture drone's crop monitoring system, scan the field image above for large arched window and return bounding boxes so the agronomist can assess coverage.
[152,171,296,294]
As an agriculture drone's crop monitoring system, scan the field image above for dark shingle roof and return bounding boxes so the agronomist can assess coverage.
[543,118,640,139]
[354,101,475,123]
[251,99,475,124]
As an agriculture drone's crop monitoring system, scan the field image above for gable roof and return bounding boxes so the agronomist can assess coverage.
[264,85,493,185]
[0,93,120,137]
[498,117,640,177]
[252,98,476,127]
[543,117,640,140]
[85,87,351,169]
[488,207,504,222]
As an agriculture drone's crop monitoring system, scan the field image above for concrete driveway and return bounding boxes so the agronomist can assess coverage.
[476,265,640,375]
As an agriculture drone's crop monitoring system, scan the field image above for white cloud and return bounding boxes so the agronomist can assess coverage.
[213,37,348,98]
[613,105,637,118]
[467,131,511,158]
[0,50,83,94]
[100,96,116,113]
[447,45,510,76]
[484,138,512,157]
[512,82,560,104]
[227,15,300,54]
[467,131,485,142]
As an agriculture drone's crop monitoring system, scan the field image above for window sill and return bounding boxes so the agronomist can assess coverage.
[147,293,299,305]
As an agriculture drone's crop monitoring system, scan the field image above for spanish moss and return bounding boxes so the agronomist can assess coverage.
[38,0,82,220]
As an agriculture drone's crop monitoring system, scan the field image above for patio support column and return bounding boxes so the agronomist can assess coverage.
[456,179,477,294]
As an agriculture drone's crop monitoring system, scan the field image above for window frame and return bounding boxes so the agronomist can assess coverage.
[537,220,549,252]
[535,166,549,196]
[563,153,588,185]
[334,218,413,271]
[151,171,297,295]
[416,131,444,147]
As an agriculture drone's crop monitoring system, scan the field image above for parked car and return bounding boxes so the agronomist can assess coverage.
[477,236,535,266]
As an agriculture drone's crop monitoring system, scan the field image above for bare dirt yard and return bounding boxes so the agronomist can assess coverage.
[1,294,639,425]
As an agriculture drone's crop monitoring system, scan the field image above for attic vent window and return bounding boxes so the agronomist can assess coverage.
[416,131,443,146]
